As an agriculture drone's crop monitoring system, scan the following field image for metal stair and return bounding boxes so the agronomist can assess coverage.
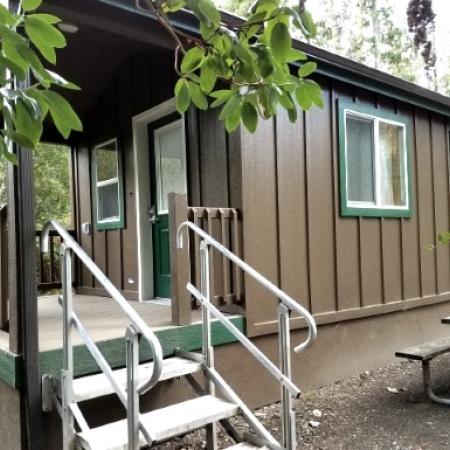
[40,220,317,450]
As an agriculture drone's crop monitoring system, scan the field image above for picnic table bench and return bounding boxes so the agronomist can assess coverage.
[395,319,450,406]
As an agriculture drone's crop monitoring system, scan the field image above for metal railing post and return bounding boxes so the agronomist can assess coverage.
[126,325,141,450]
[61,244,75,450]
[278,303,296,450]
[200,240,217,450]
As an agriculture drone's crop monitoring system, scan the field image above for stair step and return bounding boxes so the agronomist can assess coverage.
[226,443,270,449]
[76,395,239,450]
[70,356,202,402]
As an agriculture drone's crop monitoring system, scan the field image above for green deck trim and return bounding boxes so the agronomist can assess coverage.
[0,348,22,389]
[0,317,245,389]
[39,316,245,381]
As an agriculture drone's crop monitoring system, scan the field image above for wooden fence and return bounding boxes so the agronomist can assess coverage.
[169,193,244,325]
[0,208,76,331]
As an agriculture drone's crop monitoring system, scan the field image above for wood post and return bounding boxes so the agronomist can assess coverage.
[169,192,191,325]
[0,205,8,330]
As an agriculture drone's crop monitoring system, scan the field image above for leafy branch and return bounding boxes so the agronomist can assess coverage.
[0,0,82,163]
[140,0,322,133]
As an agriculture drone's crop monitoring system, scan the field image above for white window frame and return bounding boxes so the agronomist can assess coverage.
[93,137,123,227]
[343,108,410,212]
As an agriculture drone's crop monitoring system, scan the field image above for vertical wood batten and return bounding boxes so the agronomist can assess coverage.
[431,115,450,293]
[275,108,310,310]
[103,83,123,290]
[241,119,279,336]
[415,111,437,295]
[398,105,421,300]
[377,95,403,303]
[355,91,383,307]
[118,58,138,293]
[332,82,361,311]
[306,82,336,314]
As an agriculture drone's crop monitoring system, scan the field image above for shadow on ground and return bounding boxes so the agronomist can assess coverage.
[153,357,450,449]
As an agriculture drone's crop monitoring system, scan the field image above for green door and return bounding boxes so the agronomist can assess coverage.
[148,114,186,298]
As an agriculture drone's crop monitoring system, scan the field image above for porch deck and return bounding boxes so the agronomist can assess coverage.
[37,294,202,351]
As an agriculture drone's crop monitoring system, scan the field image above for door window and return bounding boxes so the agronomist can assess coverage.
[153,119,187,215]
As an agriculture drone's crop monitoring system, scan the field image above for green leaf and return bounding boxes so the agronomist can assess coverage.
[0,56,26,80]
[174,78,191,113]
[187,81,208,110]
[219,94,242,120]
[286,48,307,62]
[200,57,217,93]
[40,90,83,132]
[25,17,66,63]
[45,70,81,90]
[13,100,42,147]
[28,13,61,24]
[300,10,317,38]
[253,45,274,78]
[22,0,43,11]
[0,4,17,26]
[180,47,205,74]
[209,89,234,108]
[3,130,34,149]
[298,61,317,78]
[242,101,258,133]
[302,79,321,97]
[3,41,30,72]
[270,22,291,63]
[0,24,27,45]
[224,106,241,133]
[16,44,49,82]
[198,0,221,28]
[295,85,313,110]
[287,106,297,123]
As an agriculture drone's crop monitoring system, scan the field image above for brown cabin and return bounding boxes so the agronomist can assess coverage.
[1,0,450,449]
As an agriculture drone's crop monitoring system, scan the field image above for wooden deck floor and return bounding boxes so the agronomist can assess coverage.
[38,294,202,351]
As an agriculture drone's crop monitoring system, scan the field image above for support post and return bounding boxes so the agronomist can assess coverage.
[126,325,140,450]
[61,246,75,450]
[200,241,217,450]
[278,303,296,450]
[169,192,191,325]
[0,205,8,330]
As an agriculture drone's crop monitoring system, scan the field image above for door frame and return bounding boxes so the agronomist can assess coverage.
[132,98,186,301]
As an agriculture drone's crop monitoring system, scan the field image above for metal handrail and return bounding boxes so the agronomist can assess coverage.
[41,220,164,395]
[177,221,317,353]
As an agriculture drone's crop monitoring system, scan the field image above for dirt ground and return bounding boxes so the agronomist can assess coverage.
[153,356,450,450]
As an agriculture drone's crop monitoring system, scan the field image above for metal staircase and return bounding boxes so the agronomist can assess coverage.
[40,220,317,450]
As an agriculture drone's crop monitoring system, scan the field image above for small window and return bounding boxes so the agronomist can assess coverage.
[338,100,412,218]
[92,138,125,230]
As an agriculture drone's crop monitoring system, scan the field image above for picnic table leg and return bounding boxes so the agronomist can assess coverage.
[422,360,450,406]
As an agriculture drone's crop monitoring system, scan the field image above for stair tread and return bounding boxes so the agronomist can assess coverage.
[71,356,202,402]
[226,443,270,449]
[76,395,239,450]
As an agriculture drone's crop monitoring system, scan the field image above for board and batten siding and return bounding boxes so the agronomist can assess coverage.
[242,76,450,337]
[73,49,241,299]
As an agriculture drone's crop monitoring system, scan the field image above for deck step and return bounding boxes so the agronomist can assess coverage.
[69,356,203,402]
[76,395,239,450]
[395,337,450,361]
[226,443,270,449]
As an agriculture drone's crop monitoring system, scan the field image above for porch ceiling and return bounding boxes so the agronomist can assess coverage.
[41,0,174,142]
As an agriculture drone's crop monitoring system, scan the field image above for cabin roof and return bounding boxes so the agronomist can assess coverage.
[98,0,450,117]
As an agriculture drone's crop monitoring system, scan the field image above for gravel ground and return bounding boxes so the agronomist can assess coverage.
[153,356,450,450]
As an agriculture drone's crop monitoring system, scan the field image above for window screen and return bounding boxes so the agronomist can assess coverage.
[346,115,375,203]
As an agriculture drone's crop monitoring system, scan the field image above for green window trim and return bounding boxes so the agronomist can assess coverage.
[338,99,413,218]
[91,137,125,231]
